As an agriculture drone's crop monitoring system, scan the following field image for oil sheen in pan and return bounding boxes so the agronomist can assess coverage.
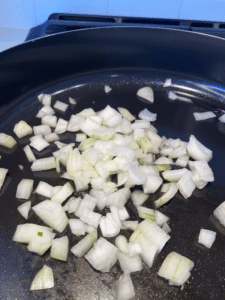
[0,69,225,300]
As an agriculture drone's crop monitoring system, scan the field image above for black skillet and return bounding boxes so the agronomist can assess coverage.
[0,27,225,300]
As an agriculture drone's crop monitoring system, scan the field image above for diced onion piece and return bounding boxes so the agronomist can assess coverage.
[16,179,33,199]
[162,222,171,233]
[137,206,156,221]
[54,141,67,149]
[100,213,120,237]
[117,107,135,122]
[142,175,163,194]
[187,135,212,162]
[154,182,178,208]
[13,120,33,138]
[44,132,59,142]
[13,224,53,244]
[193,111,216,121]
[161,183,170,193]
[177,171,196,199]
[76,133,87,142]
[80,138,96,151]
[168,91,178,100]
[33,200,69,232]
[122,221,138,231]
[130,219,170,254]
[86,224,97,233]
[139,165,159,177]
[74,171,90,192]
[37,93,44,101]
[91,177,105,190]
[89,189,108,211]
[137,137,159,154]
[18,165,23,170]
[55,118,68,134]
[213,201,225,227]
[127,242,142,257]
[115,235,128,253]
[33,125,51,136]
[51,182,74,204]
[162,168,189,182]
[50,236,69,261]
[23,145,36,162]
[51,186,62,196]
[104,85,112,93]
[189,161,214,182]
[98,105,122,127]
[176,155,189,167]
[172,146,187,158]
[118,251,143,273]
[75,194,97,218]
[36,181,53,198]
[28,231,55,255]
[198,229,216,248]
[77,108,96,118]
[91,126,116,141]
[219,114,225,123]
[85,237,118,273]
[139,108,157,122]
[155,210,170,226]
[118,207,130,221]
[80,209,102,227]
[116,273,135,300]
[42,94,51,106]
[42,115,57,128]
[163,78,172,87]
[30,135,50,151]
[54,100,68,112]
[117,172,128,187]
[105,188,131,209]
[71,231,98,257]
[137,86,154,103]
[158,251,194,286]
[30,265,54,290]
[131,190,149,207]
[17,201,31,219]
[69,219,86,236]
[31,157,56,171]
[0,168,8,190]
[67,115,85,132]
[83,147,99,166]
[36,106,55,118]
[160,146,173,157]
[0,133,17,148]
[154,156,173,165]
[69,97,76,105]
[131,120,151,130]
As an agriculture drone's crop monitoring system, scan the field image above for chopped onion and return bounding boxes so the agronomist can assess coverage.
[36,181,53,198]
[100,213,120,237]
[176,155,189,167]
[30,135,50,151]
[213,201,225,227]
[42,115,57,128]
[76,133,87,142]
[104,85,112,93]
[122,221,138,231]
[31,157,56,171]
[139,108,157,122]
[51,182,74,204]
[137,86,154,103]
[37,93,44,101]
[71,231,98,257]
[187,135,212,162]
[162,168,189,182]
[163,78,172,87]
[69,219,86,236]
[13,120,33,138]
[193,111,216,121]
[105,188,131,209]
[16,179,33,199]
[158,251,194,286]
[118,251,143,273]
[36,105,55,118]
[23,145,36,162]
[154,156,172,165]
[80,209,102,227]
[13,223,53,244]
[115,235,128,253]
[67,197,81,213]
[154,182,178,208]
[67,115,85,132]
[54,100,68,112]
[172,146,187,158]
[137,206,156,221]
[127,242,142,257]
[18,165,23,170]
[177,171,196,199]
[33,200,68,232]
[50,236,69,261]
[131,190,149,206]
[54,141,67,149]
[155,210,170,227]
[117,107,135,122]
[28,230,56,255]
[85,237,118,273]
[74,171,90,192]
[54,118,68,134]
[42,94,51,106]
[116,273,135,300]
[17,201,31,219]
[219,114,225,123]
[30,265,54,290]
[98,105,122,127]
[162,222,171,233]
[69,97,77,105]
[161,183,170,193]
[44,132,59,142]
[198,229,216,248]
[168,91,178,100]
[75,194,97,218]
[142,175,163,194]
[0,133,17,148]
[0,168,8,190]
[33,125,51,136]
[77,108,96,118]
[118,207,130,220]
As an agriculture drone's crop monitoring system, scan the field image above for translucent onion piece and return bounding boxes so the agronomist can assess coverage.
[116,273,135,300]
[139,108,157,122]
[77,108,96,118]
[163,78,172,87]
[131,190,149,207]
[187,135,212,162]
[54,100,68,112]
[42,115,57,128]
[50,236,69,261]
[36,181,53,198]
[30,265,54,290]
[219,114,225,123]
[76,133,87,142]
[30,135,50,151]
[69,219,86,236]
[33,125,51,136]
[121,221,138,231]
[17,201,31,219]
[118,251,143,273]
[0,133,17,148]
[69,97,76,105]
[115,235,128,253]
[154,182,178,208]
[80,209,102,227]
[44,132,59,142]
[51,182,74,204]
[0,168,8,190]
[104,85,112,93]
[16,179,33,199]
[71,231,98,258]
[105,188,131,209]
[98,105,122,127]
[36,106,55,118]
[31,157,56,171]
[55,118,68,134]
[193,111,216,121]
[142,175,163,194]
[177,171,196,199]
[162,222,171,233]
[75,194,98,218]
[13,120,33,138]
[168,91,178,100]
[117,107,135,122]
[28,231,56,255]
[155,210,170,227]
[213,201,225,227]
[137,86,154,103]
[42,94,51,106]
[23,145,36,162]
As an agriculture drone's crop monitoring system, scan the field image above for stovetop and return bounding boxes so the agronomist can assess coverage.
[26,13,225,41]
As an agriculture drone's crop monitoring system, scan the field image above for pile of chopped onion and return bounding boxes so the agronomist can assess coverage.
[2,87,217,297]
